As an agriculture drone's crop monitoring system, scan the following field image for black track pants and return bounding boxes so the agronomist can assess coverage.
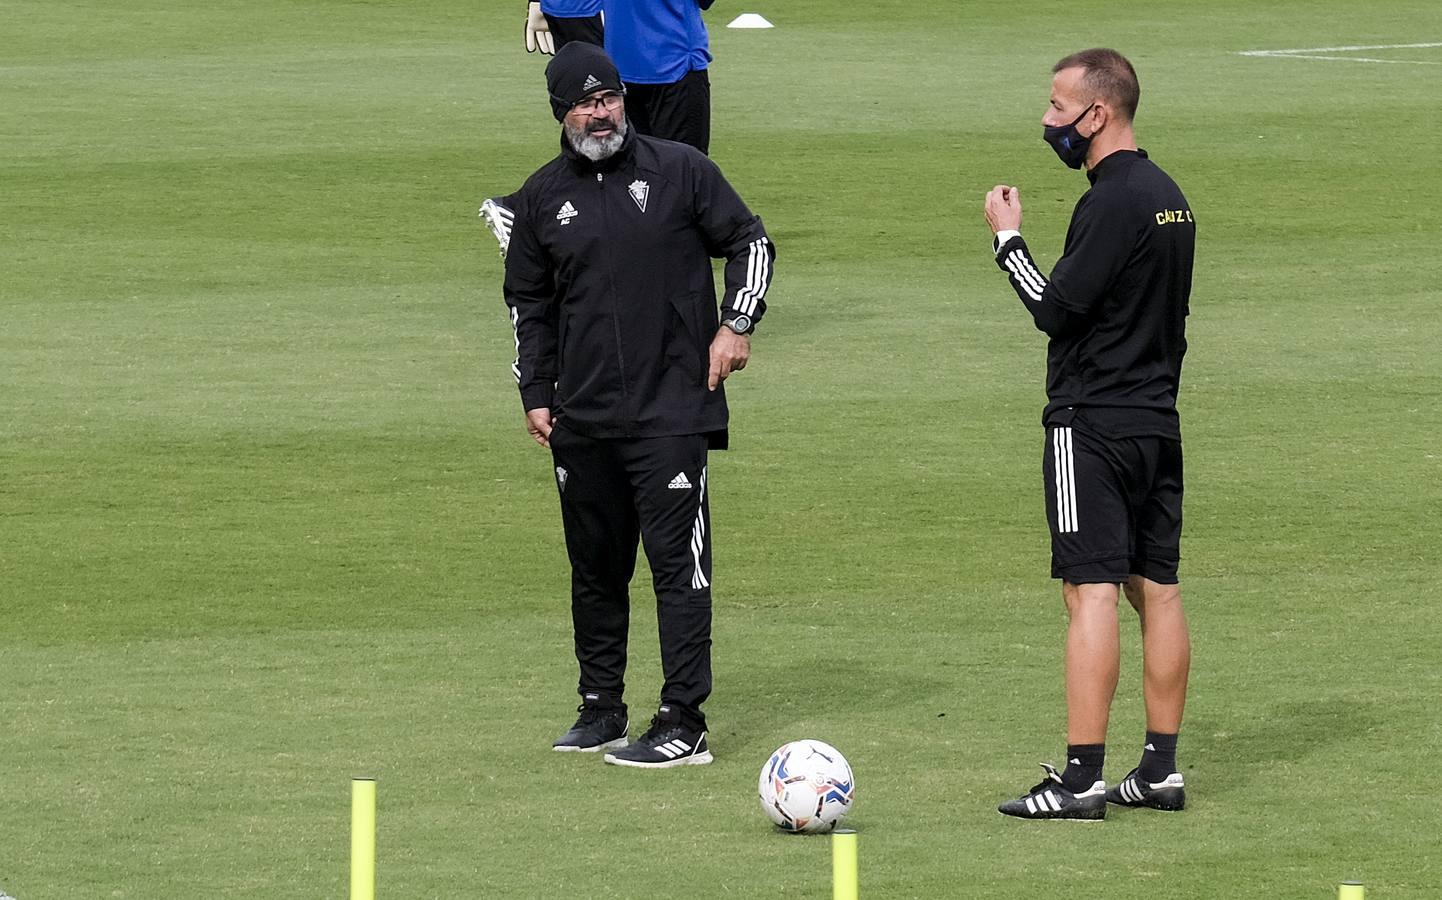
[549,426,713,728]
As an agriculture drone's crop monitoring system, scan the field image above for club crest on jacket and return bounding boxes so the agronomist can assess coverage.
[628,180,649,212]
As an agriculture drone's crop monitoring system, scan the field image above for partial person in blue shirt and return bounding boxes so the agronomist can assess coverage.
[527,0,603,53]
[541,0,600,12]
[523,0,714,154]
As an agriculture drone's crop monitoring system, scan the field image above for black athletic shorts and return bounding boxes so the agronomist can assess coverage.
[624,69,711,155]
[544,12,605,51]
[1042,425,1183,584]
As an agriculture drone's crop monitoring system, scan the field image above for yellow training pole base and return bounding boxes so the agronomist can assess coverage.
[832,828,858,900]
[351,777,377,900]
[1338,882,1364,900]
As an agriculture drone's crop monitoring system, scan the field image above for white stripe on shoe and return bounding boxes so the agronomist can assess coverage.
[604,733,713,769]
[604,749,714,769]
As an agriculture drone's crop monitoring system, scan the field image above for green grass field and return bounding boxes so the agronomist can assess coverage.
[3,0,1440,896]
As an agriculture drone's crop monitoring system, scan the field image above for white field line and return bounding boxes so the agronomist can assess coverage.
[1238,42,1442,65]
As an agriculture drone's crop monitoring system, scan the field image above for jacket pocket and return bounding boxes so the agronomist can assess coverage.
[665,292,705,385]
[556,314,573,394]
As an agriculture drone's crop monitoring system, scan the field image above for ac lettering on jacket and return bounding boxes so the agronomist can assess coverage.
[1154,208,1193,226]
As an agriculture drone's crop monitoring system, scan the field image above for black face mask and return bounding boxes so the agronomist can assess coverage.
[1043,104,1097,169]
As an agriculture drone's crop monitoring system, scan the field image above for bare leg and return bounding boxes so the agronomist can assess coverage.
[1062,581,1121,744]
[1124,576,1190,732]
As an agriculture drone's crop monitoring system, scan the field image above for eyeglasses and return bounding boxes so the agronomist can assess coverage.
[571,91,625,116]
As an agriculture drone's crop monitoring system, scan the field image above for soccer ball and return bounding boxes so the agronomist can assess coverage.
[757,739,855,833]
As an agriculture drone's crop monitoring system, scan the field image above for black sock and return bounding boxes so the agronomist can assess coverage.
[1062,743,1105,792]
[581,691,624,712]
[1139,731,1178,781]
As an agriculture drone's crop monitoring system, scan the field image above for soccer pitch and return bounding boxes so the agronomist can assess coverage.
[3,0,1440,896]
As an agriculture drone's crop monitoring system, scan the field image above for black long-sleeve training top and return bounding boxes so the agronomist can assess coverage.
[995,149,1195,440]
[503,128,774,443]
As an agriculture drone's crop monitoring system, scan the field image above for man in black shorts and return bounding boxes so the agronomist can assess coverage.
[983,48,1195,820]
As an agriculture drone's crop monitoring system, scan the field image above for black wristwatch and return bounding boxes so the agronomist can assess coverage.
[721,314,754,336]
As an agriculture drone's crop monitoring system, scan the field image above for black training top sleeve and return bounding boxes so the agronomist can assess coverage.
[502,190,559,413]
[994,235,1085,337]
[691,153,774,327]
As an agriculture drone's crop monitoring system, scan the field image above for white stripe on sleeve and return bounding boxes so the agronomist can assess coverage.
[1005,250,1047,301]
[733,237,771,317]
[509,306,522,384]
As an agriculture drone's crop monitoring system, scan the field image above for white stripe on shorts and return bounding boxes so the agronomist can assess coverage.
[1053,427,1078,534]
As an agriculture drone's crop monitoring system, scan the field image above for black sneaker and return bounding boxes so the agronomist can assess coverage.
[1106,767,1186,810]
[998,763,1106,820]
[552,700,628,753]
[603,705,712,768]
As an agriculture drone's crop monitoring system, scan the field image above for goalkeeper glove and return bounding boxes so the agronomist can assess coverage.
[525,2,555,54]
[479,198,515,259]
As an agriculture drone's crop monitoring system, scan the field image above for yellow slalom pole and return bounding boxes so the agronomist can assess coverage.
[832,828,858,900]
[351,777,377,900]
[1338,882,1364,900]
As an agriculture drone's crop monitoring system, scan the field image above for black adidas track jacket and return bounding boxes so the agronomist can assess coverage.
[503,129,774,443]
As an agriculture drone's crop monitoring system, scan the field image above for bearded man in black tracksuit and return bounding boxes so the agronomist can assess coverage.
[502,41,774,769]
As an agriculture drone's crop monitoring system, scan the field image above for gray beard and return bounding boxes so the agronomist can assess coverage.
[565,116,628,161]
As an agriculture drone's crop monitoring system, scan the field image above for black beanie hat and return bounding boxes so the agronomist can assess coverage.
[545,41,624,122]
